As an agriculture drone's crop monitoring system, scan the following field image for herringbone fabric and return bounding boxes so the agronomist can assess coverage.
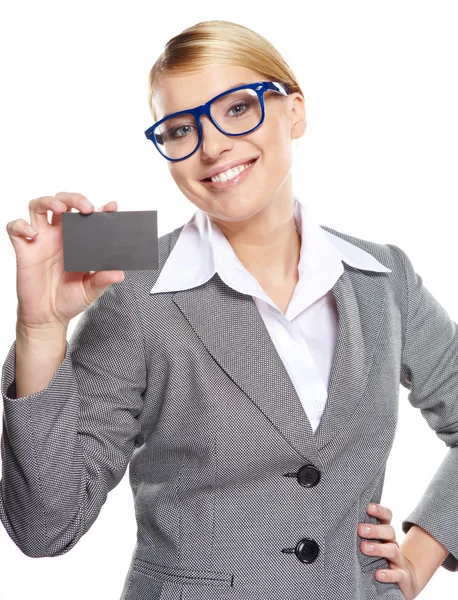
[1,223,457,600]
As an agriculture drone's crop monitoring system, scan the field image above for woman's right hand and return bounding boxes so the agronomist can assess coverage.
[6,191,126,330]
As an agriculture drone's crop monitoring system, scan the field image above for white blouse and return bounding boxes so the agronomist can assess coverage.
[151,195,391,432]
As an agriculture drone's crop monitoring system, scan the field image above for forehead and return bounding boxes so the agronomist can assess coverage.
[152,64,264,121]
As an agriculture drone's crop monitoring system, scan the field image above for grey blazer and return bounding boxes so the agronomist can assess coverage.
[1,223,458,600]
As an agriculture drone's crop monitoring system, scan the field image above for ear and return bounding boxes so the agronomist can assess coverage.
[289,92,306,140]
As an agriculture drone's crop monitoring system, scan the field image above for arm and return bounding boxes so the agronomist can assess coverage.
[15,321,68,398]
[0,272,146,557]
[400,524,449,591]
[389,243,458,572]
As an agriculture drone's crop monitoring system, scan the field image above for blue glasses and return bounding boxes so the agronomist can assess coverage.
[144,81,291,161]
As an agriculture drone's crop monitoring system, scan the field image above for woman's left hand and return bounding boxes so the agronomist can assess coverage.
[358,503,421,600]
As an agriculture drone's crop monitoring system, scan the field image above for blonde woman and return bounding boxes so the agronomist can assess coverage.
[2,19,456,600]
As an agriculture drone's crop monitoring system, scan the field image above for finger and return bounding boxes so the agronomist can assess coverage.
[54,191,94,214]
[6,218,39,248]
[374,567,408,584]
[28,195,65,230]
[361,540,404,567]
[96,201,118,212]
[367,503,393,523]
[51,192,95,227]
[83,270,125,304]
[28,193,93,231]
[358,523,396,542]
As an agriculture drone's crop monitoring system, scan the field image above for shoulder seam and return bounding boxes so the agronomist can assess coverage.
[386,244,409,361]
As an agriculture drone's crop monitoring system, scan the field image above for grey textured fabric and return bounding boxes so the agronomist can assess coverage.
[1,222,458,600]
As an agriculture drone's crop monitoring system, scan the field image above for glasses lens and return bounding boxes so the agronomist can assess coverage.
[153,87,263,160]
[210,88,262,135]
[154,112,199,160]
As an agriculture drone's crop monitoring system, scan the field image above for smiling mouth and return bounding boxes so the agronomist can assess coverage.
[202,158,258,182]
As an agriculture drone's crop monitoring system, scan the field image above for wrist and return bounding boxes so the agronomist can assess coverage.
[400,524,449,593]
[16,320,68,341]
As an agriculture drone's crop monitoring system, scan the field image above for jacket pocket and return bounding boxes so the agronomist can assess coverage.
[132,558,234,588]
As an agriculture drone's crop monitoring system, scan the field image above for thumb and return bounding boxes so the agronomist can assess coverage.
[84,270,125,303]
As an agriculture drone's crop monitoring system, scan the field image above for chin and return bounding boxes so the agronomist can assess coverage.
[213,201,269,223]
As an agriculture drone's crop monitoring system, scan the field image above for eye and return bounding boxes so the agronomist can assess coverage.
[172,124,194,138]
[165,123,195,141]
[227,101,249,117]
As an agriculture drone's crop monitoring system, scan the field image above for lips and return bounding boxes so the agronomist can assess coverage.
[200,156,258,190]
[200,157,259,181]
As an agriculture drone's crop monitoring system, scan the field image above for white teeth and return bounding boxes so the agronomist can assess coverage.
[210,160,254,183]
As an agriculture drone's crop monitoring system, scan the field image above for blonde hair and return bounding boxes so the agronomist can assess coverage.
[147,20,304,121]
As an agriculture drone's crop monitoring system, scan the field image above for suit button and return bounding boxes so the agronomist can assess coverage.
[297,465,320,487]
[296,538,319,563]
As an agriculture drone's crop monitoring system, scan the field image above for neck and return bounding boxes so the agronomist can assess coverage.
[209,193,301,285]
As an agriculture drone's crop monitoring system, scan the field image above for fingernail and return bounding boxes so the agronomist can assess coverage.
[370,504,377,513]
[361,526,371,535]
[82,198,93,208]
[25,225,37,236]
[365,543,375,552]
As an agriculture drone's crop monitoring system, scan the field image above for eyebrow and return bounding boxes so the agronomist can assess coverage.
[160,81,255,120]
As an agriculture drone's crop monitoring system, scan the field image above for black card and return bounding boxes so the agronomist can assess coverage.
[61,210,158,272]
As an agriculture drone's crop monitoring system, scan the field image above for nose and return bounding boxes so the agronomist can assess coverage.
[199,115,234,158]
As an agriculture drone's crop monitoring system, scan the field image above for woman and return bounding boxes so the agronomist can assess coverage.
[1,19,456,600]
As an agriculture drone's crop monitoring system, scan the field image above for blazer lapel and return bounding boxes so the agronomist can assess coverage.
[314,266,387,451]
[172,265,387,466]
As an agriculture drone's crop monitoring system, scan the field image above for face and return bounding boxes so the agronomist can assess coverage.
[151,64,306,231]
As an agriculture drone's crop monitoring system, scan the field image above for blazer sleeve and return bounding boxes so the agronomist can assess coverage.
[388,243,458,572]
[0,272,147,558]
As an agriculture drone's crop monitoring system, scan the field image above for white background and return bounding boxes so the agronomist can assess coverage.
[1,1,457,598]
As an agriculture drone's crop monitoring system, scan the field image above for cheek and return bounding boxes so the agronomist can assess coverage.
[169,164,203,203]
[260,115,293,162]
[262,132,293,177]
[169,165,191,190]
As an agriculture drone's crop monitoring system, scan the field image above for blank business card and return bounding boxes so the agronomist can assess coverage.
[61,210,158,272]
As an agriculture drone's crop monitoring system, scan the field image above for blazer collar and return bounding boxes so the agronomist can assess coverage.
[152,198,391,465]
[150,195,391,297]
[171,263,387,466]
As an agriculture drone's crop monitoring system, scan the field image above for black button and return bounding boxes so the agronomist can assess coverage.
[295,538,319,563]
[297,465,320,487]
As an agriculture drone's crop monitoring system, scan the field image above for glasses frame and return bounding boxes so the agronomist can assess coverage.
[144,81,291,162]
